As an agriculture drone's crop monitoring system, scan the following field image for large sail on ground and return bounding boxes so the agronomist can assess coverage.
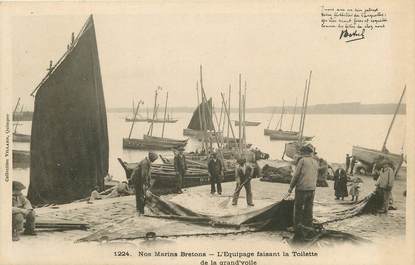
[28,15,109,206]
[187,98,214,130]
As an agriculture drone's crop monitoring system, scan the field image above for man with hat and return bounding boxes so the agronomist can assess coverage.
[287,143,319,240]
[174,147,187,194]
[131,151,158,215]
[232,157,254,206]
[12,181,36,241]
[375,160,395,213]
[208,152,223,195]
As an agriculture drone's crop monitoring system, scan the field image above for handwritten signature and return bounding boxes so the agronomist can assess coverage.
[339,28,365,42]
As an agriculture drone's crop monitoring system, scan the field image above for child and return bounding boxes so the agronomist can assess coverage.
[349,178,360,202]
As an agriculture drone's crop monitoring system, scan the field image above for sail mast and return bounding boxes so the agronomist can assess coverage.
[161,92,169,138]
[381,85,406,152]
[299,71,312,144]
[148,87,160,136]
[290,97,298,131]
[128,100,142,139]
[238,74,242,154]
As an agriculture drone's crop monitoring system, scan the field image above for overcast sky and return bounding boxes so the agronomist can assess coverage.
[9,2,411,110]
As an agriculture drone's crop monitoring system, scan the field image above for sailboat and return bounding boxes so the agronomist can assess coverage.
[12,99,31,142]
[27,15,109,205]
[283,72,314,159]
[125,100,178,123]
[352,86,406,171]
[268,99,313,141]
[234,120,261,126]
[125,100,149,122]
[123,89,187,150]
[183,98,219,138]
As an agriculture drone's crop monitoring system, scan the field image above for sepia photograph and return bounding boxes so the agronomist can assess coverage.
[0,1,414,265]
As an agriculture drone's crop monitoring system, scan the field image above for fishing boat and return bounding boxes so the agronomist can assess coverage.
[12,149,31,168]
[124,90,187,150]
[234,120,261,126]
[183,98,215,137]
[118,158,235,194]
[352,86,406,171]
[270,132,313,141]
[13,132,31,142]
[27,15,109,206]
[264,128,297,136]
[283,72,314,159]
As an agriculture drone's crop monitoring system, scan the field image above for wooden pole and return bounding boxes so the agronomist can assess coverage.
[242,95,246,152]
[218,100,224,132]
[227,85,231,144]
[298,79,308,142]
[148,87,161,136]
[299,71,312,144]
[276,101,285,130]
[128,100,142,139]
[238,74,242,154]
[290,97,298,131]
[221,93,238,146]
[161,92,169,138]
[13,97,21,114]
[196,81,205,151]
[381,85,406,152]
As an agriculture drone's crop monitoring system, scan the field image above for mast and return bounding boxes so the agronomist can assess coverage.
[221,92,238,146]
[238,74,242,154]
[161,92,169,138]
[290,97,298,131]
[128,100,142,139]
[298,79,308,142]
[13,97,21,114]
[276,101,285,130]
[243,80,247,151]
[227,85,231,145]
[299,71,312,143]
[267,107,276,129]
[196,81,205,151]
[148,87,161,136]
[381,85,406,152]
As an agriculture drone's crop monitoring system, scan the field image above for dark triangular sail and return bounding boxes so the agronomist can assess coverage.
[28,15,109,205]
[187,98,214,130]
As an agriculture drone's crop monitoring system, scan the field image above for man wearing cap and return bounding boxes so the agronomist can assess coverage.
[12,181,36,241]
[131,152,158,215]
[375,161,395,213]
[208,152,223,195]
[174,147,187,194]
[287,144,319,239]
[232,158,254,206]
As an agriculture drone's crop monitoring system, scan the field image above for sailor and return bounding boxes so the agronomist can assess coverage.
[345,154,351,174]
[12,181,36,241]
[131,152,158,215]
[232,158,254,206]
[287,144,319,240]
[208,152,223,195]
[375,161,395,213]
[173,147,187,194]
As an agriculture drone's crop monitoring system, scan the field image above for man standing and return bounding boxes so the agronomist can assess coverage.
[232,158,254,206]
[287,144,319,240]
[174,147,187,194]
[12,181,36,241]
[375,161,395,213]
[131,152,158,215]
[345,154,351,174]
[208,152,223,195]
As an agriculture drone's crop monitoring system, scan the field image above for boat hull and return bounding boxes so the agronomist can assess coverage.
[234,121,261,126]
[123,137,187,150]
[13,133,31,143]
[142,135,188,145]
[270,133,313,141]
[183,128,221,138]
[125,118,178,123]
[264,128,298,136]
[352,145,403,168]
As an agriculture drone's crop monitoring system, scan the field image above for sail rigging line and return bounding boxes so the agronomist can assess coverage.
[275,101,285,130]
[30,15,95,97]
[381,85,406,152]
[297,79,308,143]
[266,107,276,129]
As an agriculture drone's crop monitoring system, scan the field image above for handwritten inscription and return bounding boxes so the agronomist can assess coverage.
[321,7,387,42]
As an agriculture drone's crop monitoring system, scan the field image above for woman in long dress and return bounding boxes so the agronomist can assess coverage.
[334,168,348,200]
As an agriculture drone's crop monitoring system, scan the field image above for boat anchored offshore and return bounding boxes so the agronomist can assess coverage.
[123,89,187,150]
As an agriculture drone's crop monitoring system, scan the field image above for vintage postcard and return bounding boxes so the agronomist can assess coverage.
[0,1,414,265]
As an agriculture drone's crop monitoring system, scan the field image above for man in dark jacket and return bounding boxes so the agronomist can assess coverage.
[174,147,187,194]
[208,153,223,195]
[131,152,158,215]
[287,144,319,240]
[232,158,254,206]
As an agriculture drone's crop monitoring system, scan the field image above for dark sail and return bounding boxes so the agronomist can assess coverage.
[28,15,109,205]
[187,98,214,130]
